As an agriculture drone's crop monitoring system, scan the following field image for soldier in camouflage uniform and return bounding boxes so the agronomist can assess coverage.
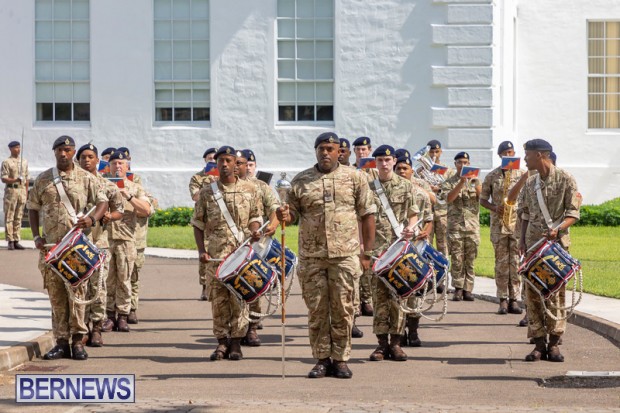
[519,139,580,362]
[480,141,525,315]
[2,141,28,250]
[192,146,263,362]
[443,152,481,302]
[363,145,419,362]
[338,138,352,167]
[426,140,455,259]
[103,150,151,333]
[28,136,108,361]
[277,132,376,379]
[77,144,124,347]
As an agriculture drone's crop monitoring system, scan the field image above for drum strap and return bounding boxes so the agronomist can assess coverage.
[371,179,404,238]
[535,174,562,230]
[52,167,78,224]
[210,181,244,244]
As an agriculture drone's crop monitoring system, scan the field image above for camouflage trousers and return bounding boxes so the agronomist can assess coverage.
[491,232,521,300]
[448,230,480,292]
[405,294,422,323]
[106,240,136,316]
[371,276,406,335]
[359,269,373,305]
[431,213,449,258]
[3,193,25,241]
[130,249,145,311]
[248,297,262,322]
[524,283,566,338]
[297,256,359,362]
[85,251,110,323]
[39,251,88,341]
[207,262,249,339]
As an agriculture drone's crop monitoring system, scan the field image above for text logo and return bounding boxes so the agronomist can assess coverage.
[16,374,135,403]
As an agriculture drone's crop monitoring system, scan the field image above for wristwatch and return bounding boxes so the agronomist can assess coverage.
[127,195,134,202]
[363,250,373,257]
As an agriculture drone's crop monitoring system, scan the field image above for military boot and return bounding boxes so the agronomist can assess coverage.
[547,334,565,362]
[13,241,25,250]
[463,290,475,301]
[351,317,363,338]
[525,337,547,361]
[453,288,463,301]
[389,334,408,361]
[71,335,88,360]
[360,301,374,316]
[508,299,523,314]
[44,339,71,360]
[101,312,116,332]
[228,338,243,361]
[332,360,353,379]
[369,334,389,361]
[7,241,14,250]
[127,310,138,324]
[497,299,508,315]
[308,358,332,378]
[407,317,422,347]
[518,313,529,327]
[210,338,229,361]
[117,314,130,332]
[89,321,103,347]
[243,323,261,346]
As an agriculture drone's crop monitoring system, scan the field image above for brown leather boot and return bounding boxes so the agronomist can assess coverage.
[228,338,243,360]
[525,337,547,361]
[243,323,261,346]
[389,334,408,361]
[547,335,564,362]
[463,290,475,301]
[101,312,116,332]
[210,338,229,361]
[127,310,138,324]
[71,335,88,360]
[7,241,14,250]
[407,317,421,347]
[453,288,463,301]
[332,360,353,379]
[497,299,508,315]
[508,299,523,314]
[360,301,374,316]
[369,334,389,361]
[308,358,332,378]
[89,321,103,347]
[117,314,130,332]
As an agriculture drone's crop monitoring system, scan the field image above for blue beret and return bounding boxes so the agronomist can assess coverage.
[101,147,115,156]
[109,150,127,161]
[497,140,514,155]
[339,138,350,149]
[117,147,130,157]
[8,141,20,148]
[372,144,396,158]
[203,147,217,158]
[235,149,253,160]
[52,135,75,150]
[214,145,236,159]
[454,151,470,161]
[524,139,553,152]
[314,132,340,148]
[427,140,441,150]
[395,155,412,166]
[243,149,256,162]
[77,143,98,159]
[395,148,410,159]
[353,136,371,147]
[550,151,557,164]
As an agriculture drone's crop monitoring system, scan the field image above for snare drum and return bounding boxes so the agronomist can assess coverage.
[252,237,297,279]
[216,245,277,303]
[414,240,449,286]
[518,239,581,299]
[372,240,434,298]
[45,228,105,287]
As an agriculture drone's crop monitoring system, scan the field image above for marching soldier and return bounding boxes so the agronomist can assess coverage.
[28,136,108,360]
[427,140,454,258]
[480,141,524,315]
[519,139,580,362]
[338,138,352,166]
[277,132,376,379]
[191,146,263,361]
[2,141,28,250]
[443,152,481,302]
[77,144,124,347]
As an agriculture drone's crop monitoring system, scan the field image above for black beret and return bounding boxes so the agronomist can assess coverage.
[214,145,236,159]
[497,141,514,155]
[314,132,340,148]
[395,155,412,166]
[395,148,410,159]
[243,149,256,162]
[372,144,396,158]
[339,138,350,149]
[550,152,557,164]
[116,146,130,157]
[77,143,98,159]
[8,141,20,148]
[101,147,115,156]
[353,136,371,147]
[203,147,217,158]
[523,139,553,152]
[454,151,470,161]
[235,149,253,160]
[109,150,127,162]
[427,140,442,150]
[52,135,75,150]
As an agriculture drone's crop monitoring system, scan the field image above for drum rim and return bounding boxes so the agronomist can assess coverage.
[372,240,411,274]
[45,230,83,263]
[216,245,253,280]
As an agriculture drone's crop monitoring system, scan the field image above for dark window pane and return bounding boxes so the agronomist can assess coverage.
[74,103,90,121]
[298,105,314,121]
[55,103,72,121]
[193,107,210,121]
[316,105,333,121]
[156,107,173,121]
[37,103,54,121]
[279,105,296,121]
[174,107,191,121]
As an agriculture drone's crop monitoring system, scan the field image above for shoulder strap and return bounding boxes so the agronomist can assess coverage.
[371,179,403,238]
[534,174,563,229]
[210,181,244,244]
[52,167,78,224]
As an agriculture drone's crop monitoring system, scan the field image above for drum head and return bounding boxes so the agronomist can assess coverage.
[217,246,252,280]
[373,240,410,274]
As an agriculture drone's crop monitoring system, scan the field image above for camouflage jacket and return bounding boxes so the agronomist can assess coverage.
[247,176,280,221]
[480,166,524,235]
[431,164,456,217]
[107,178,148,242]
[2,157,29,202]
[189,170,217,199]
[90,173,124,249]
[442,173,481,233]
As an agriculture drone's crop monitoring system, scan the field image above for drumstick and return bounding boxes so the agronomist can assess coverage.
[237,220,271,249]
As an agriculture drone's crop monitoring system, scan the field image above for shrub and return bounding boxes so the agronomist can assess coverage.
[149,206,193,227]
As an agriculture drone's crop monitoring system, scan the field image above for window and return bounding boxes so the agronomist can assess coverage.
[35,0,90,122]
[154,0,210,123]
[277,0,334,123]
[588,21,620,128]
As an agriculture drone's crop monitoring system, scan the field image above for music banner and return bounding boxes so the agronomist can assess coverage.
[358,158,376,169]
[501,156,521,170]
[108,177,125,189]
[429,163,449,175]
[460,166,480,179]
[98,160,110,175]
[204,162,219,176]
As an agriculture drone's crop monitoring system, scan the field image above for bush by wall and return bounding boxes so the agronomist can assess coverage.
[150,207,193,227]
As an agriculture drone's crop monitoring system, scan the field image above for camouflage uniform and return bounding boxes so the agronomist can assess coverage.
[442,174,481,292]
[130,191,156,312]
[356,168,377,308]
[2,156,28,241]
[106,179,147,316]
[27,166,106,342]
[430,166,455,258]
[191,178,263,339]
[288,164,376,362]
[364,170,418,335]
[481,167,524,300]
[190,171,217,289]
[520,165,580,338]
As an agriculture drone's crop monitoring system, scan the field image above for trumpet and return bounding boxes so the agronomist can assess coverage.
[412,146,446,204]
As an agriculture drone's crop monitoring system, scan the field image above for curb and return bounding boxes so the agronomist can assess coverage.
[0,332,55,372]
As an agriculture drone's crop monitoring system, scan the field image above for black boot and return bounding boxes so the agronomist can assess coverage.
[228,338,243,360]
[7,241,14,251]
[243,323,261,346]
[407,317,421,347]
[508,299,523,314]
[210,338,229,361]
[497,299,508,315]
[13,241,25,250]
[525,337,547,362]
[351,317,363,338]
[547,335,565,362]
[44,339,71,360]
[308,358,332,378]
[71,335,88,360]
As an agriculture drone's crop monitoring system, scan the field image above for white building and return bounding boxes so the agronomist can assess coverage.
[0,0,618,210]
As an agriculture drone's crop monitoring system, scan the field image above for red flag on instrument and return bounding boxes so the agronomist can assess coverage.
[430,163,449,175]
[358,158,376,169]
[501,156,520,170]
[204,162,219,176]
[460,166,480,179]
